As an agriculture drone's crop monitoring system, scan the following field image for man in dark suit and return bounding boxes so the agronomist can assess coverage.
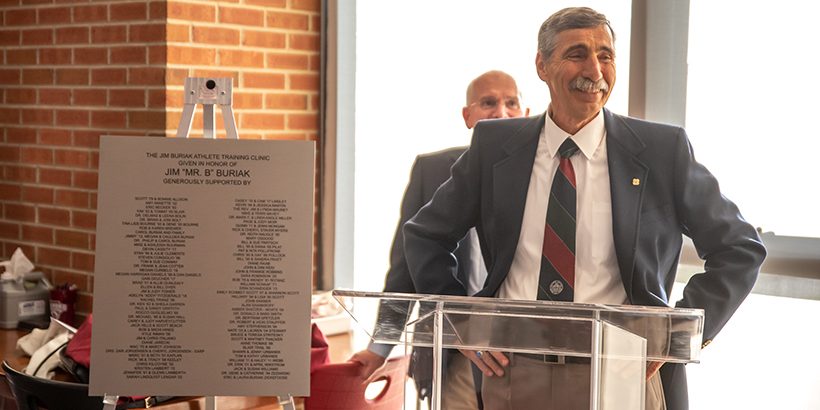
[384,71,530,300]
[348,70,529,408]
[404,7,766,410]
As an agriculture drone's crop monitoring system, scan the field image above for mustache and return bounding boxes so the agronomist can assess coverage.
[569,77,609,93]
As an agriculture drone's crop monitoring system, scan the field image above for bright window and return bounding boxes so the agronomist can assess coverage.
[686,1,820,238]
[684,2,820,408]
[353,0,632,291]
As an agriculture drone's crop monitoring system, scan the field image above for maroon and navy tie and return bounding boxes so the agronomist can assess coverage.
[538,139,579,301]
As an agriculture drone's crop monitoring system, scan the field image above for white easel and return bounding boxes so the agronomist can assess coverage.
[103,77,295,410]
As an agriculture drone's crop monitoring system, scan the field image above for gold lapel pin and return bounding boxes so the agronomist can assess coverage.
[632,178,640,186]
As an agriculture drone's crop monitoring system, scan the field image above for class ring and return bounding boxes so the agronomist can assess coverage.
[476,350,486,358]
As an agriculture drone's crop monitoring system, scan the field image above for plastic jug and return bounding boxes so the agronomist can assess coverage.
[0,271,51,329]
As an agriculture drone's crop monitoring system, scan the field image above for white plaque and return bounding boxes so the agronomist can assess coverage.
[90,136,314,397]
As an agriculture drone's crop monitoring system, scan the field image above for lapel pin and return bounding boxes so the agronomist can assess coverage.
[632,178,640,186]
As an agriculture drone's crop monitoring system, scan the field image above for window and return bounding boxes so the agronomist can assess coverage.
[353,0,632,290]
[682,2,820,407]
[330,2,820,408]
[686,1,820,238]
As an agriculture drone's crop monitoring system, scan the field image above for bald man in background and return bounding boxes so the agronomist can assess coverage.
[348,70,529,409]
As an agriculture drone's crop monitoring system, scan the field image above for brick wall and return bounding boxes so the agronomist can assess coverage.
[0,0,321,324]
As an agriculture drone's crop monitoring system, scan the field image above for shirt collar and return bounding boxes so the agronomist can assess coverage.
[542,106,606,160]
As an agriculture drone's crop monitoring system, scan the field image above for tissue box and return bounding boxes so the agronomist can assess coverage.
[0,271,51,329]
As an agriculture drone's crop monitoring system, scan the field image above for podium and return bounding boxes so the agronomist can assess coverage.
[333,290,704,410]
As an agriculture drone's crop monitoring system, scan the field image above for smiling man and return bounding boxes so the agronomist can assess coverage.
[404,7,765,410]
[537,24,614,134]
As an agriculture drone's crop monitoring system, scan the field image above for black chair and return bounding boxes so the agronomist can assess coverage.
[58,345,89,384]
[2,361,104,410]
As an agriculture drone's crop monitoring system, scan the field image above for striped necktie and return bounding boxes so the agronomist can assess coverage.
[537,139,579,301]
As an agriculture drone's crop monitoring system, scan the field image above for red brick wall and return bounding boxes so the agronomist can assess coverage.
[0,0,321,323]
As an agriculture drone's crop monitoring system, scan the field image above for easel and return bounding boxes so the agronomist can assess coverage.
[175,77,239,139]
[102,77,296,410]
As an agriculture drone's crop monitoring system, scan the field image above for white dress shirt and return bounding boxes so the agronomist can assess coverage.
[497,110,627,304]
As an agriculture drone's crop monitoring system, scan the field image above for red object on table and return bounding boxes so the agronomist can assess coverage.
[310,323,331,373]
[304,355,405,410]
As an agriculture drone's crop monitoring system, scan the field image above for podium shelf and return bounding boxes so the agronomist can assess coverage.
[333,290,704,363]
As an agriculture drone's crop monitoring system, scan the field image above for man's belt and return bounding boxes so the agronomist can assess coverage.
[514,353,591,364]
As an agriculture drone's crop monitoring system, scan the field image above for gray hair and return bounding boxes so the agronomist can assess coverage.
[537,7,615,60]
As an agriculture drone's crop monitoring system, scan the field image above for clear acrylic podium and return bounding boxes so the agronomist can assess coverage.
[333,290,704,410]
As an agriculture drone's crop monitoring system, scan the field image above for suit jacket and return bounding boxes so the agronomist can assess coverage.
[384,146,476,294]
[378,147,482,403]
[404,109,767,410]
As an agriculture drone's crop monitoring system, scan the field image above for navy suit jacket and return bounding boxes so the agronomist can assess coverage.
[379,147,481,403]
[404,109,766,410]
[384,146,475,294]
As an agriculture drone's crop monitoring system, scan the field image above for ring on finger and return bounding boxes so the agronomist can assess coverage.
[476,350,486,358]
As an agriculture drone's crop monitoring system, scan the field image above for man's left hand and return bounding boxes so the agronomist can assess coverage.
[348,350,387,383]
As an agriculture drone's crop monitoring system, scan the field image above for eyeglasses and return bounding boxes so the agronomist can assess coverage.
[470,97,523,114]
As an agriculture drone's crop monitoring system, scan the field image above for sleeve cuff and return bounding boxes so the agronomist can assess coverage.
[367,341,393,358]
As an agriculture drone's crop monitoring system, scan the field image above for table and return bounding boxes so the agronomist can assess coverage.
[0,328,357,410]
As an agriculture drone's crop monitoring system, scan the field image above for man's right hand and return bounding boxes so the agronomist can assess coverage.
[460,349,509,376]
[347,350,387,382]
